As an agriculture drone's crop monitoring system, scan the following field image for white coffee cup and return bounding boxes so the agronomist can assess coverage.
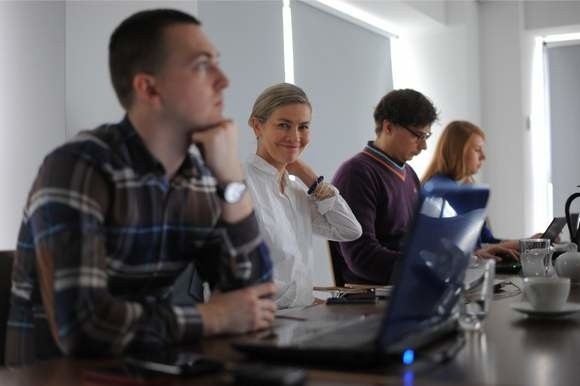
[523,277,570,311]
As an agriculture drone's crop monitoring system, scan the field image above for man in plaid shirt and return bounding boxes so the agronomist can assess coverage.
[5,9,276,366]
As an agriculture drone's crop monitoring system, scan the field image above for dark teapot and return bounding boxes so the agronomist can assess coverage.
[565,186,580,245]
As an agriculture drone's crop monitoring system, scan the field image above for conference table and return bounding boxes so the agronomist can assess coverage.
[2,277,580,386]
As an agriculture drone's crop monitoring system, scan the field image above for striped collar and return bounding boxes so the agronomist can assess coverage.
[362,141,407,181]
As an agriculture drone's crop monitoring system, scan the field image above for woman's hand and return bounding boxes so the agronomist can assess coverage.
[496,233,545,251]
[497,239,519,250]
[475,244,520,261]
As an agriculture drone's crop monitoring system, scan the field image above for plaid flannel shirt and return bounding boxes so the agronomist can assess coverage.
[5,117,272,366]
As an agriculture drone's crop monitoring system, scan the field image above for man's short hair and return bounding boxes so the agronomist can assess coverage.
[109,9,201,109]
[373,89,438,134]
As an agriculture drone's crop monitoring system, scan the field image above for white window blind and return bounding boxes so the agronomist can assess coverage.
[291,0,393,179]
[547,42,580,218]
[198,0,285,160]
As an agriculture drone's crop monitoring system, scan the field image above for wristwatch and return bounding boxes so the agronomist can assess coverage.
[216,181,247,204]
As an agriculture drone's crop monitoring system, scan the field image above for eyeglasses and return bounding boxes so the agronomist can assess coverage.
[400,125,432,141]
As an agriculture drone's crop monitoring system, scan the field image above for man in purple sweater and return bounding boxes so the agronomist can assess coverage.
[331,89,438,284]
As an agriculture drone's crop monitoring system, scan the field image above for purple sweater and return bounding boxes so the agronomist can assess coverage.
[331,142,419,284]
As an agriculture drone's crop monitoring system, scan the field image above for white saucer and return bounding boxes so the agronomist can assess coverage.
[511,302,580,318]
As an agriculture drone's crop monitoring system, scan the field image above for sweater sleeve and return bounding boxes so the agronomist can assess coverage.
[480,220,501,244]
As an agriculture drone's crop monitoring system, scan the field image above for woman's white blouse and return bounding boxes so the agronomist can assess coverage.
[245,154,362,308]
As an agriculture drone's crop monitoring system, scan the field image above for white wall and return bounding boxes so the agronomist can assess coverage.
[405,0,447,24]
[388,1,482,179]
[479,0,580,238]
[0,1,196,250]
[0,1,66,249]
[524,1,580,30]
[479,1,528,238]
[66,1,197,137]
[197,0,285,162]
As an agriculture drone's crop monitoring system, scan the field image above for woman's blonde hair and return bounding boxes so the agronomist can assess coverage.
[422,120,486,183]
[248,83,311,127]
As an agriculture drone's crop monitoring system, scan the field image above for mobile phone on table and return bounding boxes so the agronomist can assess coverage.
[541,217,567,243]
[124,350,223,376]
[83,365,166,385]
[326,292,376,305]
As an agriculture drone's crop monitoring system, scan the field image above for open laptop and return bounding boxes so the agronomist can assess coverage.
[233,180,489,365]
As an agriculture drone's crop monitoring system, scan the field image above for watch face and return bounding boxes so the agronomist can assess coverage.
[224,181,247,203]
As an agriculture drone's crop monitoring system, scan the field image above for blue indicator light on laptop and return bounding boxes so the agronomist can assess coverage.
[402,349,414,365]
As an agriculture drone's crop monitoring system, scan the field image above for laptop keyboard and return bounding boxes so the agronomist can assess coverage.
[293,315,382,349]
[283,314,458,354]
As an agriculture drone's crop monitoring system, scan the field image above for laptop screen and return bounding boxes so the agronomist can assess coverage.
[378,180,489,348]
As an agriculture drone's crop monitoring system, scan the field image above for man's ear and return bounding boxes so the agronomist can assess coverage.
[133,73,161,106]
[381,120,394,135]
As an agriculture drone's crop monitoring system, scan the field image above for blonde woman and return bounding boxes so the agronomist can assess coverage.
[245,83,362,308]
[422,120,524,260]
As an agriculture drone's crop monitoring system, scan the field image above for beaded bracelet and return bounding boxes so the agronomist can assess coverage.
[307,175,324,195]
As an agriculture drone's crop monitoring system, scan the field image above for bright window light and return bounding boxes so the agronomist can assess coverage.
[530,36,552,232]
[282,0,295,84]
[544,32,580,44]
[547,182,554,220]
[314,0,399,37]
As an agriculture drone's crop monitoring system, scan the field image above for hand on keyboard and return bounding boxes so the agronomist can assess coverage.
[490,247,522,274]
[475,244,519,261]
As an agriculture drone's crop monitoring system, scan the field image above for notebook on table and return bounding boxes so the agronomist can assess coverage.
[233,180,490,365]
